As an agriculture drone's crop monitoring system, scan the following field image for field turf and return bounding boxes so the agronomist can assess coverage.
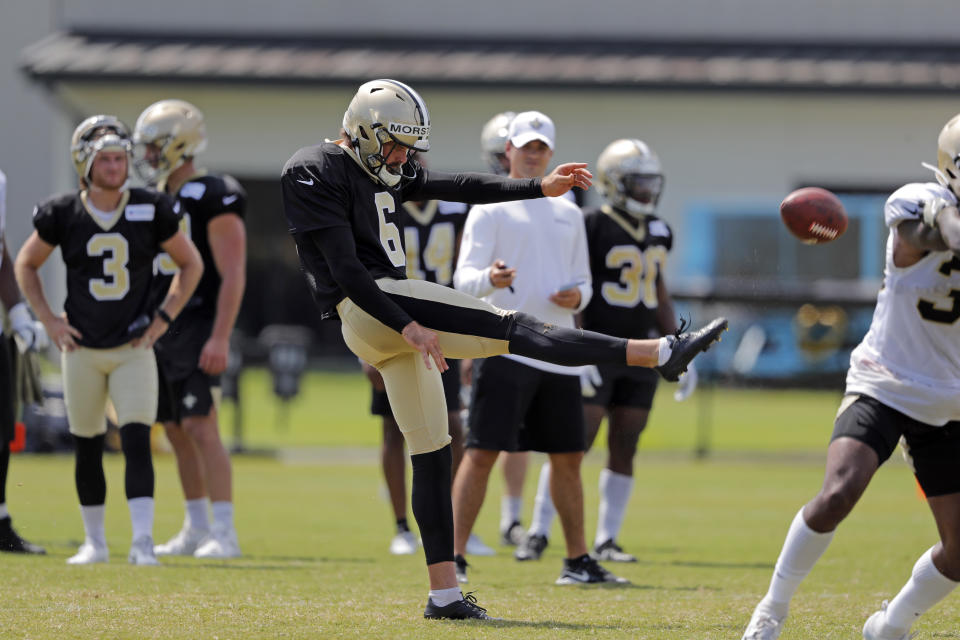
[3,370,957,639]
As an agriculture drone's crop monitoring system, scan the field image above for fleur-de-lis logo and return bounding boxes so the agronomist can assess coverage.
[531,118,543,129]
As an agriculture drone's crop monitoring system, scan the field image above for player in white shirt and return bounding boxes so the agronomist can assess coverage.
[451,111,626,586]
[742,114,960,640]
[0,169,49,554]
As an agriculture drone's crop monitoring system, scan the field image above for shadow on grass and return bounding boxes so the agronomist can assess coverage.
[432,619,624,631]
[162,555,379,570]
[669,560,774,570]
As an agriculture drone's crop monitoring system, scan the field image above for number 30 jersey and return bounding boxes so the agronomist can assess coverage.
[846,181,960,425]
[581,205,672,339]
[32,189,179,349]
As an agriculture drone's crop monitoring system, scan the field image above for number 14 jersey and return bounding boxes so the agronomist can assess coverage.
[846,181,960,425]
[32,188,179,349]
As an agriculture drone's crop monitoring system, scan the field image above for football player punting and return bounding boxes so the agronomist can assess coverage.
[742,115,960,640]
[530,139,695,565]
[14,116,202,565]
[0,168,48,554]
[281,79,726,620]
[133,100,247,559]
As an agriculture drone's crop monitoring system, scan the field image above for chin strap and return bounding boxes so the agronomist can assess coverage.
[921,161,950,188]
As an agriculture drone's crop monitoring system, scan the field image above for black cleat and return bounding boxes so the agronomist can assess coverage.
[500,521,525,547]
[514,533,548,561]
[655,317,728,382]
[454,553,469,584]
[592,539,637,563]
[0,517,46,554]
[424,591,499,620]
[556,554,629,585]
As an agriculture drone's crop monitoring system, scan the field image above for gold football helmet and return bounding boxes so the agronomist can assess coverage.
[926,113,960,195]
[133,99,207,183]
[342,79,430,187]
[596,138,664,218]
[480,111,516,175]
[70,115,132,183]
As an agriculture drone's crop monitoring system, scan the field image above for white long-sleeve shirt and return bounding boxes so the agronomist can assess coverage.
[454,195,592,375]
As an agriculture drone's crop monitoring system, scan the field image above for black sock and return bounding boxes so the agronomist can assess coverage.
[120,423,154,500]
[410,445,454,565]
[0,445,9,505]
[396,518,409,533]
[74,435,106,505]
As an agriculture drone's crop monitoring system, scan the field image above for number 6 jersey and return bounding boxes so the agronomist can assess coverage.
[846,181,960,425]
[32,189,180,349]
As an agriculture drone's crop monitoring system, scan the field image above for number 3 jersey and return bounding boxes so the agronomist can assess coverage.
[846,181,960,425]
[581,205,673,339]
[32,189,180,349]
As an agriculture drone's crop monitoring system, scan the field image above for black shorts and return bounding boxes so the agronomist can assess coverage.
[832,394,960,497]
[371,359,461,416]
[154,314,213,381]
[0,335,14,443]
[466,356,585,453]
[583,362,659,409]
[156,363,220,424]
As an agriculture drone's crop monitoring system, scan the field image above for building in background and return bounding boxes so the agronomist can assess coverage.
[4,0,959,370]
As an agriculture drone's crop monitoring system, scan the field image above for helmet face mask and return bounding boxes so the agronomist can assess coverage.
[133,99,207,184]
[934,113,960,196]
[342,79,431,187]
[70,115,133,186]
[597,138,664,218]
[480,111,516,175]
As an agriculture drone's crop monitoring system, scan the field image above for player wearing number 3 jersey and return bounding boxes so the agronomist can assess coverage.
[14,115,202,567]
[742,114,960,640]
[281,79,726,621]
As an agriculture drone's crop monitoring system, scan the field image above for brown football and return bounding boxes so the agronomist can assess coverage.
[779,187,848,244]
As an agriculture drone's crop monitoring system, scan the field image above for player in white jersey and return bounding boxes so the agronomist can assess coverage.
[742,115,960,640]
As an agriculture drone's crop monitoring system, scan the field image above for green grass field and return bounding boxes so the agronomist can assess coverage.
[3,370,958,639]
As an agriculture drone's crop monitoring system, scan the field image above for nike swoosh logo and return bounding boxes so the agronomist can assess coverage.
[296,178,314,186]
[222,194,238,205]
[563,570,591,582]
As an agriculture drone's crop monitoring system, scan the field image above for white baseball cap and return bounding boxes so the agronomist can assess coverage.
[508,111,555,150]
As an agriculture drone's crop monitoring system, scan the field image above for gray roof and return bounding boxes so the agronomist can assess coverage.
[21,31,960,93]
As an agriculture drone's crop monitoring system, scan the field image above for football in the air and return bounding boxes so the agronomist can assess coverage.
[779,187,848,244]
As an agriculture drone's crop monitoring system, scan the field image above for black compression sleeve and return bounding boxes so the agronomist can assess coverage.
[309,227,414,333]
[408,170,542,204]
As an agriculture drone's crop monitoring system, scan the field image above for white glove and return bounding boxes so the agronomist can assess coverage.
[921,197,954,229]
[673,362,698,402]
[8,302,49,354]
[580,364,602,398]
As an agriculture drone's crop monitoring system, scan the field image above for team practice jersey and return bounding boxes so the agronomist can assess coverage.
[32,188,179,349]
[154,173,247,321]
[281,142,541,331]
[581,205,673,339]
[846,181,960,425]
[401,200,468,286]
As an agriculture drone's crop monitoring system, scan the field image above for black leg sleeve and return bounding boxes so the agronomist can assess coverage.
[74,434,106,506]
[0,446,8,505]
[120,423,154,500]
[410,445,454,565]
[508,312,629,366]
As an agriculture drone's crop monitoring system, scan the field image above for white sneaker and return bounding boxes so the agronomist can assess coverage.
[154,525,209,556]
[67,540,108,565]
[862,601,916,640]
[742,601,787,640]
[128,536,160,566]
[466,533,495,556]
[194,526,241,559]
[389,530,418,555]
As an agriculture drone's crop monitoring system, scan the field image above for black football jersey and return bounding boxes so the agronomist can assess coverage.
[400,200,469,286]
[581,205,673,339]
[32,189,180,348]
[154,173,247,322]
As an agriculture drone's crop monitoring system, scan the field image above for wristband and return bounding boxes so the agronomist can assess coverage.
[156,308,174,324]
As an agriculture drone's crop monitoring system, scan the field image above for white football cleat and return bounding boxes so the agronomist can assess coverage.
[742,600,787,640]
[194,526,241,559]
[128,536,160,566]
[66,540,108,565]
[389,530,418,555]
[862,601,915,640]
[465,533,495,557]
[154,525,209,556]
